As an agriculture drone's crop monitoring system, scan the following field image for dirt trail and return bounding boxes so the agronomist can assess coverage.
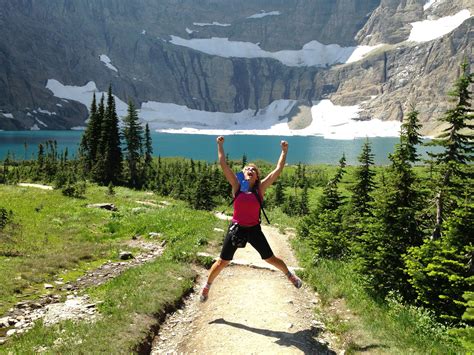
[151,226,338,354]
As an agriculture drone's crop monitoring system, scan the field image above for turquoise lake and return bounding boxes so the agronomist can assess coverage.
[0,131,437,165]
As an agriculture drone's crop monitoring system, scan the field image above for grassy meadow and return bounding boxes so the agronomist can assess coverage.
[0,162,464,353]
[0,183,227,352]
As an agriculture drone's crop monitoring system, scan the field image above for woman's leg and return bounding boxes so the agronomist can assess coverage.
[263,255,289,274]
[201,228,237,302]
[247,227,302,289]
[200,258,230,301]
[207,258,230,284]
[264,255,302,288]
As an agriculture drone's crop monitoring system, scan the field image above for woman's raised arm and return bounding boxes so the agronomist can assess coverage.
[260,140,288,193]
[217,136,239,194]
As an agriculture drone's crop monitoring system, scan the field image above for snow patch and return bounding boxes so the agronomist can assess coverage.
[185,27,195,34]
[46,79,128,117]
[193,22,231,27]
[47,80,400,139]
[56,103,63,107]
[144,99,401,139]
[423,0,439,11]
[71,126,87,130]
[37,108,57,116]
[408,9,471,42]
[30,124,40,131]
[36,118,48,127]
[2,113,13,119]
[247,11,281,19]
[169,36,381,67]
[142,30,146,35]
[99,54,118,72]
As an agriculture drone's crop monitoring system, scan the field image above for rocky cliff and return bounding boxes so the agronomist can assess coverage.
[0,0,472,134]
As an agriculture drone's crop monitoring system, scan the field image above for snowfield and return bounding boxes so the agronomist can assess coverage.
[408,9,471,42]
[46,80,400,139]
[169,36,382,67]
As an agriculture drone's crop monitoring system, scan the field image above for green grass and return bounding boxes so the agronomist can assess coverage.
[293,237,462,354]
[0,183,227,352]
[3,260,195,353]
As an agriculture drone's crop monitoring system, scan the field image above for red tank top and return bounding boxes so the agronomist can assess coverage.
[232,192,261,227]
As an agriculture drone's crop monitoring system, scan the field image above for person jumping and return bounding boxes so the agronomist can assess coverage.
[200,136,302,302]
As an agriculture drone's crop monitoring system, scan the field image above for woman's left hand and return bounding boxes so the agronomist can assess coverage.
[281,140,288,153]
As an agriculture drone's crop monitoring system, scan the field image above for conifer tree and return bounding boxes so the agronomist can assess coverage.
[351,139,376,216]
[401,106,422,163]
[428,61,473,239]
[319,153,346,211]
[298,182,310,216]
[298,154,349,258]
[79,93,102,174]
[405,203,474,323]
[354,139,422,298]
[241,154,248,168]
[144,123,153,167]
[273,181,285,206]
[94,86,123,185]
[122,100,143,188]
[192,169,215,210]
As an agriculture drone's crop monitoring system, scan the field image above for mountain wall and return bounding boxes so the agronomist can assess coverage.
[0,0,472,134]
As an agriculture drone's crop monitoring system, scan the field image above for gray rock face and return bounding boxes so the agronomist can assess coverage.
[0,0,472,135]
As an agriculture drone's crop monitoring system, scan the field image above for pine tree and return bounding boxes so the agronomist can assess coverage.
[355,140,422,298]
[273,181,285,206]
[79,93,102,174]
[144,123,153,167]
[351,139,376,216]
[298,154,349,259]
[401,106,422,163]
[94,86,123,185]
[241,154,248,168]
[319,153,346,211]
[405,203,474,323]
[122,100,143,188]
[298,182,310,216]
[192,169,215,210]
[428,61,473,239]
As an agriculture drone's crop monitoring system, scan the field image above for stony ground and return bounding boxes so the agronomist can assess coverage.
[151,226,339,355]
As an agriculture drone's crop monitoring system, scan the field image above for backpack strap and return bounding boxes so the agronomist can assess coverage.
[253,189,270,224]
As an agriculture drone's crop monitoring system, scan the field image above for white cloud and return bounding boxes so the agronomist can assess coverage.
[408,9,471,42]
[99,54,119,72]
[169,36,381,67]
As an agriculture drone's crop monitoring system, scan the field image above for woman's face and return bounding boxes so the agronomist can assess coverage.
[243,165,259,183]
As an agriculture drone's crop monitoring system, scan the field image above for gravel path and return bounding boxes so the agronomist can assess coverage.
[151,225,338,354]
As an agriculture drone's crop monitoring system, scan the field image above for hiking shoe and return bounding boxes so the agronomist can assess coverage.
[200,284,210,302]
[288,273,302,289]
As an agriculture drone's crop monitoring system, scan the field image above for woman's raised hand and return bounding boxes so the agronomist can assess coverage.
[217,136,224,145]
[281,140,289,152]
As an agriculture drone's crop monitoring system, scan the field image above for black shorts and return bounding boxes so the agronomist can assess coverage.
[220,224,274,261]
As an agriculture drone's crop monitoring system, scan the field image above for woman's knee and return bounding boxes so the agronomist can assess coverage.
[264,255,278,263]
[215,258,230,267]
